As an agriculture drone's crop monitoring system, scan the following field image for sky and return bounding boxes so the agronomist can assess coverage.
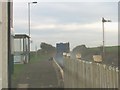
[13,0,118,51]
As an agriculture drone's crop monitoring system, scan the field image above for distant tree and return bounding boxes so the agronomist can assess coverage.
[39,42,56,56]
[72,45,87,58]
[72,45,87,52]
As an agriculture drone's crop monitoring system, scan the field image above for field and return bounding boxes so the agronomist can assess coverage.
[72,45,119,67]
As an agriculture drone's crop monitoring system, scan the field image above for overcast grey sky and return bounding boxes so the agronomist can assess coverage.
[13,0,118,51]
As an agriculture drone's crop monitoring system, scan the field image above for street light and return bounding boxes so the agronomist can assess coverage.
[28,1,37,61]
[32,2,37,4]
[28,1,37,37]
[102,17,111,61]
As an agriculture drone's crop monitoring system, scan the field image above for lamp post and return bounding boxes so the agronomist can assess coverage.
[28,2,37,61]
[102,17,111,61]
[28,1,37,37]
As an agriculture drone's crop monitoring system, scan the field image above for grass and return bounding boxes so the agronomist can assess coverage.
[12,53,50,81]
[30,53,50,63]
[87,46,118,53]
[105,46,118,53]
[12,64,26,80]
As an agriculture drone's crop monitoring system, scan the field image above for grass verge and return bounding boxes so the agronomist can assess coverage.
[12,53,50,81]
[12,64,26,80]
[30,53,50,64]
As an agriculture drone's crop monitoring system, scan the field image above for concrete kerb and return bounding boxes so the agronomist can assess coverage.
[52,58,64,87]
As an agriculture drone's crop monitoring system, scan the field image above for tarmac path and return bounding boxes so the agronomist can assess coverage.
[12,58,61,88]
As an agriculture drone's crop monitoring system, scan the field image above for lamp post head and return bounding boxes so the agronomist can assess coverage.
[32,2,37,4]
[107,20,111,22]
[102,17,106,22]
[102,17,111,23]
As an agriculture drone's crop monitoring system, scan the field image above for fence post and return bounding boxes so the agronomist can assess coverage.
[90,62,93,88]
[68,58,71,88]
[115,67,119,88]
[75,59,78,88]
[99,64,102,88]
[78,60,82,88]
[109,66,113,88]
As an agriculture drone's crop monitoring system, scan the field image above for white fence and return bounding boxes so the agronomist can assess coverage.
[64,58,119,88]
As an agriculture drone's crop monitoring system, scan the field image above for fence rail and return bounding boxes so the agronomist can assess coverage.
[64,57,119,88]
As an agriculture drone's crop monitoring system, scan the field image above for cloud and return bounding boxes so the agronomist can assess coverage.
[31,31,118,50]
[14,2,118,24]
[31,22,117,32]
[13,2,118,50]
[13,0,119,2]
